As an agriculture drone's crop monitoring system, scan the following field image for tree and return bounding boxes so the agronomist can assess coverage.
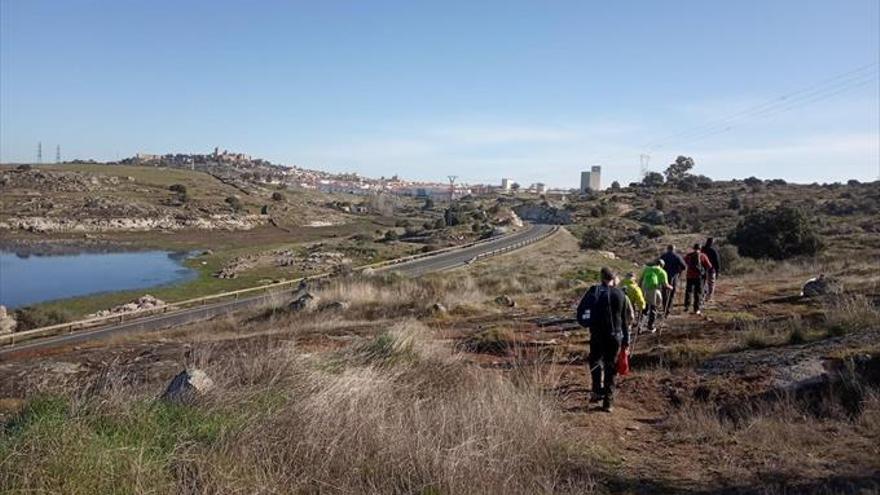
[642,172,664,188]
[610,181,621,192]
[511,182,521,191]
[664,155,695,183]
[728,206,824,260]
[422,197,435,210]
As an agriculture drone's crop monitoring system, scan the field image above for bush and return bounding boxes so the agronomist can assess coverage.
[169,184,188,194]
[271,192,284,201]
[639,224,665,239]
[383,229,399,241]
[728,206,824,260]
[579,226,610,250]
[610,180,621,191]
[433,217,447,229]
[225,196,243,212]
[728,195,742,210]
[13,306,73,331]
[641,209,665,225]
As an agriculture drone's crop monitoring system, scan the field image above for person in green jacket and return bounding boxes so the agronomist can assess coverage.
[639,260,673,333]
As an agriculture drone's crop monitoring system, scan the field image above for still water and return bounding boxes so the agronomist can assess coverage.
[0,250,196,308]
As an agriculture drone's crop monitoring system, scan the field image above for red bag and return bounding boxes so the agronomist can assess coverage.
[616,346,630,376]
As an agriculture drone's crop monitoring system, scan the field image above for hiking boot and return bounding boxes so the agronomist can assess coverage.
[589,392,604,403]
[648,326,657,334]
[602,396,613,412]
[695,310,702,316]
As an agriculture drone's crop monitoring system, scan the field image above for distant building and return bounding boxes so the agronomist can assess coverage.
[590,165,602,190]
[580,166,602,192]
[501,178,511,191]
[580,171,591,193]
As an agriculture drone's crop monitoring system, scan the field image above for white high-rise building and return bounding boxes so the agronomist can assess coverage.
[590,165,602,190]
[501,178,511,191]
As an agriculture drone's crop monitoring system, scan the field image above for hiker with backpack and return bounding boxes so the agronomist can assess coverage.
[684,243,714,315]
[659,244,687,317]
[576,267,629,412]
[619,272,646,338]
[638,260,673,333]
[701,237,722,303]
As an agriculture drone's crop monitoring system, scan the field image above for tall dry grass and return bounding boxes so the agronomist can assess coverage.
[1,321,595,494]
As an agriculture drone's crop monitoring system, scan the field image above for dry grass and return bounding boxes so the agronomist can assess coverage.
[0,321,596,494]
[316,273,490,319]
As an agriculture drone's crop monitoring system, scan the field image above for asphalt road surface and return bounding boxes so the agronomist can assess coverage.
[0,224,557,358]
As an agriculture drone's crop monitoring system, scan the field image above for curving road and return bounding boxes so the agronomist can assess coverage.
[0,224,557,358]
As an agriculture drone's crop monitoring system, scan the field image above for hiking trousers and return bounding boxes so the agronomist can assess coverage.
[684,277,703,312]
[588,332,621,398]
[705,271,717,301]
[663,275,680,315]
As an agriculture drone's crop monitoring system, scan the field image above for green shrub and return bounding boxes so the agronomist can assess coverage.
[639,224,665,239]
[728,206,823,260]
[271,192,284,201]
[579,226,610,250]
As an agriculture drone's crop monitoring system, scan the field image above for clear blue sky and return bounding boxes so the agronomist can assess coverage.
[2,0,878,187]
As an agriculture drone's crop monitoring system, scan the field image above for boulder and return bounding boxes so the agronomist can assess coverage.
[289,292,318,312]
[495,295,517,308]
[801,275,842,298]
[431,302,448,314]
[160,369,214,404]
[320,300,351,312]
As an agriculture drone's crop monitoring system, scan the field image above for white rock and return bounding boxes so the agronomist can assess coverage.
[161,369,215,403]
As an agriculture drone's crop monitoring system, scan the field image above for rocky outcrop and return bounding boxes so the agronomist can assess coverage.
[215,248,351,279]
[160,369,215,404]
[0,306,15,334]
[513,203,572,225]
[91,295,166,318]
[289,293,318,312]
[0,214,266,233]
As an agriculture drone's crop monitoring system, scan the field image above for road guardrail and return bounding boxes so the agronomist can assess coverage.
[1,225,555,347]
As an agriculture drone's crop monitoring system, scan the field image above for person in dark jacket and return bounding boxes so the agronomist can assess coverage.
[684,243,713,315]
[659,244,686,316]
[701,237,722,303]
[576,267,629,412]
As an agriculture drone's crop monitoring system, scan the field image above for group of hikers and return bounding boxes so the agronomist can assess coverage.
[576,237,722,412]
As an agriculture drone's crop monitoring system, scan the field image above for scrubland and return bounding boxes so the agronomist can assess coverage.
[3,179,880,494]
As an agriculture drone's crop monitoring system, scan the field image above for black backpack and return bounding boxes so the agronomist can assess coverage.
[576,284,612,329]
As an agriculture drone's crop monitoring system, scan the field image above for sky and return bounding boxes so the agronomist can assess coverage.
[1,1,878,188]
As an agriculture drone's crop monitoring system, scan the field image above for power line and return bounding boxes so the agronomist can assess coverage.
[587,62,880,170]
[642,63,878,151]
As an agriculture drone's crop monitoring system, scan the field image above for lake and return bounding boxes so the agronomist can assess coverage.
[0,250,197,309]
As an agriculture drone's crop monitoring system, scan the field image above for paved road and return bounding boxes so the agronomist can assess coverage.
[0,224,557,358]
